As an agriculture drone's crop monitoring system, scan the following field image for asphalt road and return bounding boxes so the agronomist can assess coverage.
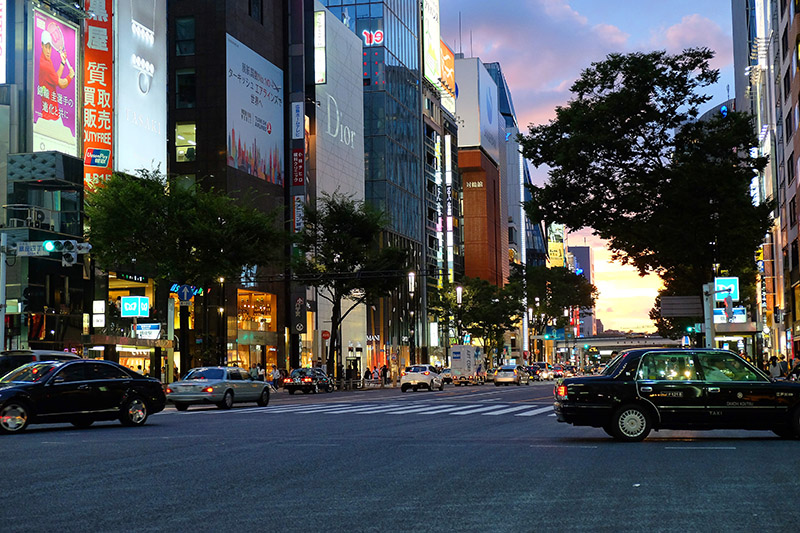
[3,380,800,532]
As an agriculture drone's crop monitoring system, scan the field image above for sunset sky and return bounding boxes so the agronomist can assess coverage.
[439,0,735,332]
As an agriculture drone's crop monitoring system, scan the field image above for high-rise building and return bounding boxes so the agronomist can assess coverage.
[569,245,596,337]
[732,0,786,361]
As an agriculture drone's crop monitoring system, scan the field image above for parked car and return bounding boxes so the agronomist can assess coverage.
[167,366,271,409]
[440,368,453,384]
[400,365,443,392]
[0,350,81,378]
[494,365,530,386]
[530,362,553,381]
[283,368,334,394]
[0,359,165,434]
[555,348,800,441]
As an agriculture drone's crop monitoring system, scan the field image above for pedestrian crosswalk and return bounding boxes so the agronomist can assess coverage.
[164,401,555,418]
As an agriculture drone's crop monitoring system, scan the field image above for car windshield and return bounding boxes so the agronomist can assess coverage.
[291,369,314,377]
[409,366,430,373]
[500,366,515,371]
[1,362,59,383]
[602,353,626,375]
[184,368,225,380]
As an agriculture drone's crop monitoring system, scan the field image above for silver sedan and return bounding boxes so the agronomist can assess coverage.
[494,365,530,386]
[166,366,270,410]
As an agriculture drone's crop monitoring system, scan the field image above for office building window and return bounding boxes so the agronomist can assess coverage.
[789,152,796,184]
[176,68,196,109]
[175,123,196,162]
[176,17,195,56]
[791,197,797,228]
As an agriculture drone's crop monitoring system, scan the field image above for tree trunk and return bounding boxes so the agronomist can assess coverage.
[327,295,341,379]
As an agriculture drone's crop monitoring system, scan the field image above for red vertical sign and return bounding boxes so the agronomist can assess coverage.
[83,0,113,190]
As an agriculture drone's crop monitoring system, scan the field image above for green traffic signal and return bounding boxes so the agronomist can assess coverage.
[43,240,56,252]
[583,344,589,349]
[686,326,694,333]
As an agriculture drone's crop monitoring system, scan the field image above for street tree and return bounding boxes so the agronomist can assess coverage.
[519,48,772,322]
[86,170,284,371]
[293,192,408,378]
[453,277,524,366]
[509,264,598,354]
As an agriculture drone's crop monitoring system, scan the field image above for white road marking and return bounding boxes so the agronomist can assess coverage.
[663,446,736,450]
[451,405,511,415]
[482,405,536,416]
[515,406,554,417]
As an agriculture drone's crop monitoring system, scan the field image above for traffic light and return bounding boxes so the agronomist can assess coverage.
[43,240,77,266]
[686,325,694,333]
[583,344,589,349]
[723,295,734,322]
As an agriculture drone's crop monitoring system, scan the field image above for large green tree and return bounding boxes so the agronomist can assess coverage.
[86,170,283,370]
[293,192,408,377]
[509,264,598,348]
[519,48,772,328]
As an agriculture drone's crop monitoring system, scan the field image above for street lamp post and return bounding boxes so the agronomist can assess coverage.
[456,285,463,344]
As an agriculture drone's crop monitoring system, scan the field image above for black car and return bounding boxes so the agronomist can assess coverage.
[554,348,800,442]
[283,368,334,394]
[0,359,166,434]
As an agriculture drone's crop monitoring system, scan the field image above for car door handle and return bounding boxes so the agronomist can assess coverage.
[708,387,720,393]
[78,384,91,390]
[640,386,652,393]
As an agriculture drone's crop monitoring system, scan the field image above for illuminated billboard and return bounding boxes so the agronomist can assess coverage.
[226,34,284,184]
[440,40,455,114]
[455,58,500,164]
[83,0,113,189]
[32,9,78,156]
[115,0,167,175]
[422,0,441,87]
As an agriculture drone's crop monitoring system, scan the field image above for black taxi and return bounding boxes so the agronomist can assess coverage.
[554,348,800,441]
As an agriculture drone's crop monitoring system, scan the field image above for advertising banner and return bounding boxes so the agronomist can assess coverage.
[32,9,78,156]
[83,0,113,189]
[422,0,441,87]
[115,0,167,175]
[440,40,455,114]
[478,64,500,165]
[226,34,284,184]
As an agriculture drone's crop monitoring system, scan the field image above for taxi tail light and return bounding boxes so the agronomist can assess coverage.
[165,387,173,394]
[203,387,213,393]
[302,377,313,383]
[556,384,568,398]
[283,378,292,384]
[423,371,430,375]
[400,371,407,376]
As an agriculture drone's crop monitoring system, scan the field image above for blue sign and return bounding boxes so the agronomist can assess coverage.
[120,296,150,318]
[714,277,740,302]
[177,284,194,302]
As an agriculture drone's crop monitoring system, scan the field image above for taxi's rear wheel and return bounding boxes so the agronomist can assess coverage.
[217,390,234,409]
[610,404,651,442]
[256,389,270,407]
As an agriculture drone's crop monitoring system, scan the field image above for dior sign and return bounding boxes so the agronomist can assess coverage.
[325,95,357,148]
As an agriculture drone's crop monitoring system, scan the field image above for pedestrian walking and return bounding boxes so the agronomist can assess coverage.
[768,356,782,379]
[257,363,265,381]
[271,365,281,388]
[381,364,388,384]
[249,364,259,380]
[779,356,789,377]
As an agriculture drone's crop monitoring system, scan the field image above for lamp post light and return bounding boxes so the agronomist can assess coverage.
[456,285,463,344]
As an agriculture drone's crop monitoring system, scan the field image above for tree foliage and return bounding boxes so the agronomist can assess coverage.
[293,192,408,374]
[509,264,598,337]
[519,48,772,327]
[85,170,283,285]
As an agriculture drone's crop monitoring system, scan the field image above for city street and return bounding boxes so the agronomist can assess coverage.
[3,381,800,532]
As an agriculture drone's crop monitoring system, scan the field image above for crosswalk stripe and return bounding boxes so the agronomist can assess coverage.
[515,406,554,417]
[416,404,489,415]
[451,405,510,415]
[383,404,457,415]
[328,405,406,414]
[481,405,535,416]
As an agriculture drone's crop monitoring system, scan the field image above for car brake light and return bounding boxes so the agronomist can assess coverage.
[284,378,291,384]
[166,387,173,394]
[302,377,312,383]
[423,371,430,375]
[203,387,213,393]
[401,372,406,376]
[556,385,568,399]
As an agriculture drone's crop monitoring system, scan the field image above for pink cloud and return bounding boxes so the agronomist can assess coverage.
[649,14,732,69]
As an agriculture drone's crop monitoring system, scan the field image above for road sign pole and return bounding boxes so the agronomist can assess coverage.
[702,283,716,349]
